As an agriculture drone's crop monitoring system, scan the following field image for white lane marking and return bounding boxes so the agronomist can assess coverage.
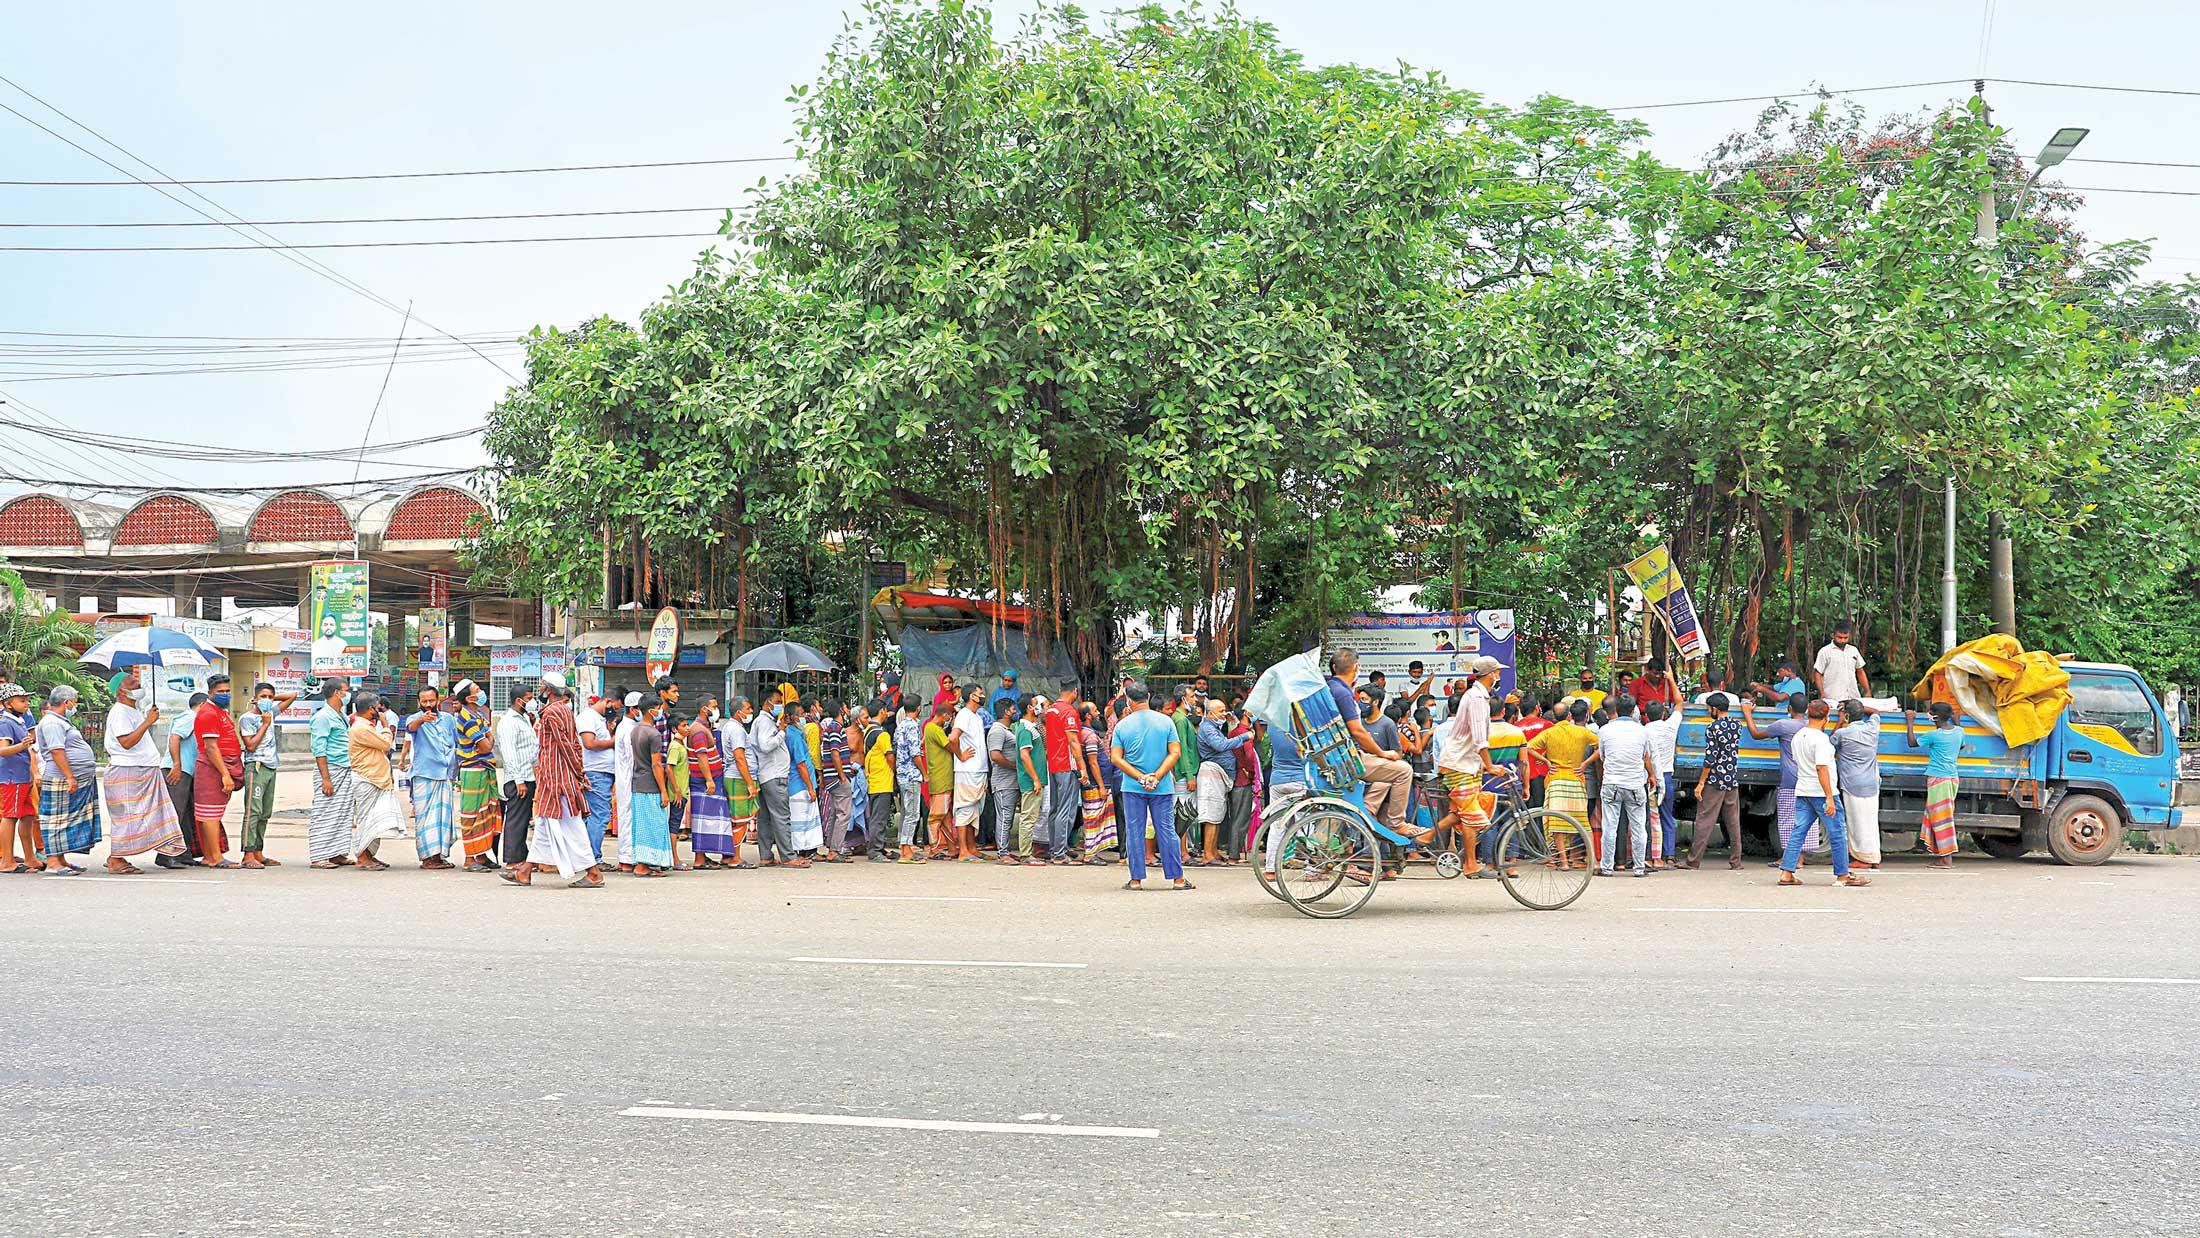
[1629,907,1851,914]
[788,895,994,903]
[2021,976,2200,986]
[793,956,1086,969]
[620,1107,1156,1139]
[58,877,224,886]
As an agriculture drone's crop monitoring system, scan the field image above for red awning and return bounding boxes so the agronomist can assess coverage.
[872,588,1034,631]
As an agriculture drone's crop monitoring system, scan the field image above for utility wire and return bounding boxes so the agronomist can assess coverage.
[0,231,725,252]
[0,204,751,228]
[0,417,482,462]
[1606,78,1976,112]
[0,73,520,384]
[0,154,798,187]
[1989,76,2200,100]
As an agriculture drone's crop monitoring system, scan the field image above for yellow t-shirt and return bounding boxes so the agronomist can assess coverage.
[1524,720,1598,777]
[1562,687,1607,713]
[864,728,895,793]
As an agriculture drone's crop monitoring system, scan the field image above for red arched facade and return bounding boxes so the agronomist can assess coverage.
[0,495,85,547]
[112,494,218,547]
[385,485,485,541]
[247,489,352,543]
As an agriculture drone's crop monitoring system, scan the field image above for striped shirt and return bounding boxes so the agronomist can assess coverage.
[534,700,587,818]
[454,705,495,771]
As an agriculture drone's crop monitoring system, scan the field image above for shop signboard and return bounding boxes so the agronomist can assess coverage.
[1322,609,1518,701]
[308,560,371,678]
[644,607,683,682]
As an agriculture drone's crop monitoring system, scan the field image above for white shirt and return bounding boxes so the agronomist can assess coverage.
[1814,642,1867,704]
[1644,715,1680,777]
[494,708,538,786]
[1437,683,1490,773]
[103,703,163,767]
[1597,717,1650,791]
[951,707,986,776]
[1791,726,1838,798]
[749,710,789,782]
[575,705,616,776]
[613,716,638,785]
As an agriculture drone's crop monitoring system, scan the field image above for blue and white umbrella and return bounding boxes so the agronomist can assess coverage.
[77,625,220,670]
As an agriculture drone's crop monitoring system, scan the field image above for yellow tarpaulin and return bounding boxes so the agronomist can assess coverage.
[1909,634,2073,749]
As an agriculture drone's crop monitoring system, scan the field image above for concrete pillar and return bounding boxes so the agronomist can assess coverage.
[171,574,199,621]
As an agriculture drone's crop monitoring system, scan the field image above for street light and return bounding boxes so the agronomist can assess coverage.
[2009,127,2088,219]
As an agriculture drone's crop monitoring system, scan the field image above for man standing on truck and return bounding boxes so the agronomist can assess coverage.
[1904,703,1962,869]
[1812,619,1871,707]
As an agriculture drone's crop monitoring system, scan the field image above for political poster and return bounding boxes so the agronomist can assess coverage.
[1322,609,1518,703]
[645,606,683,682]
[1621,543,1710,661]
[417,607,449,674]
[308,560,371,678]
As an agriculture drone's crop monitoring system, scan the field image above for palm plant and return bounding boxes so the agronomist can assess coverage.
[0,565,104,700]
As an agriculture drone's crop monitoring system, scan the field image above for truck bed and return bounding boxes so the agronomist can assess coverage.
[1674,704,2029,800]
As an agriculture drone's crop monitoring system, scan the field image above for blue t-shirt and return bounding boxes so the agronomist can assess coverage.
[1268,723,1306,788]
[1327,676,1361,725]
[408,711,458,781]
[0,710,30,783]
[1772,675,1807,702]
[1764,716,1807,789]
[1111,708,1180,797]
[174,710,199,775]
[1917,726,1963,778]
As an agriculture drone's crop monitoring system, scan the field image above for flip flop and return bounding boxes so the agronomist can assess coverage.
[0,863,26,875]
[39,867,78,877]
[1171,882,1198,891]
[498,871,530,887]
[566,877,604,890]
[1121,880,1142,890]
[206,860,242,870]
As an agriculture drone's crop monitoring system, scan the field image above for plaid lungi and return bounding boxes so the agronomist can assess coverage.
[1080,785,1118,854]
[411,777,458,859]
[1543,772,1588,828]
[308,765,356,861]
[102,765,184,858]
[690,789,736,857]
[458,767,498,860]
[39,775,102,856]
[1922,776,1958,856]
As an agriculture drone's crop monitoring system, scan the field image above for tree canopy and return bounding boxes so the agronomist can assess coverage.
[472,0,2200,692]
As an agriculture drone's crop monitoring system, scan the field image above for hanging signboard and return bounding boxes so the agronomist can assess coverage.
[1322,609,1518,700]
[644,606,683,682]
[308,560,372,678]
[1621,543,1711,661]
[417,607,449,673]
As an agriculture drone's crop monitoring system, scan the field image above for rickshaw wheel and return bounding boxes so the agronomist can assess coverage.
[1433,850,1464,879]
[1495,808,1594,911]
[1277,803,1382,920]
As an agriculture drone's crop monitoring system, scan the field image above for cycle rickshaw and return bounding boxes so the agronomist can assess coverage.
[1245,651,1594,920]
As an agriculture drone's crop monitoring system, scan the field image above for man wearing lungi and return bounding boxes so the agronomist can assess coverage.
[307,680,356,868]
[34,686,100,875]
[503,673,603,889]
[404,685,460,870]
[100,667,185,874]
[450,679,500,872]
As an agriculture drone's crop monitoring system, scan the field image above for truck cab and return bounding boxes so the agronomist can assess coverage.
[1673,661,2186,866]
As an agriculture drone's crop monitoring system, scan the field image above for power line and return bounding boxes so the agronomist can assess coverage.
[0,468,482,495]
[1606,77,1976,112]
[0,351,524,384]
[0,154,798,187]
[0,329,521,343]
[2069,157,2200,170]
[0,204,750,228]
[1988,76,2200,100]
[0,73,519,384]
[0,231,725,252]
[0,417,484,463]
[0,386,190,488]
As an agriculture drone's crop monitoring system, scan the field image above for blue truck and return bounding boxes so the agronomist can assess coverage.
[1672,661,2191,865]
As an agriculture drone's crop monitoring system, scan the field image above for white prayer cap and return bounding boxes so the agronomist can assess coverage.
[624,691,643,708]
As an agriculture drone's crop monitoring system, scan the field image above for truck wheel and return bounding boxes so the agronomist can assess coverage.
[2044,795,2123,866]
[1970,832,2029,861]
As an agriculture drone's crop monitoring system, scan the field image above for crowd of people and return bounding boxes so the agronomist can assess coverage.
[0,620,1971,889]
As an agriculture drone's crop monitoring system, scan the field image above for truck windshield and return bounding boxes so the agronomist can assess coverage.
[2068,673,2162,755]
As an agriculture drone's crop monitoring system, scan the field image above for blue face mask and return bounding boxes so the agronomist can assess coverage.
[211,692,232,709]
[257,698,276,714]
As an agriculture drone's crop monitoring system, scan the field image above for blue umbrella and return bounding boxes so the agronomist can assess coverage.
[77,625,220,670]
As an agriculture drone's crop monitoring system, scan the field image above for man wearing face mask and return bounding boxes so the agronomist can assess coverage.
[307,679,355,868]
[747,694,794,866]
[449,679,499,872]
[235,680,297,869]
[0,684,40,874]
[572,690,617,864]
[191,674,245,869]
[100,667,186,874]
[34,685,101,875]
[404,685,460,870]
[719,696,759,866]
[495,685,539,869]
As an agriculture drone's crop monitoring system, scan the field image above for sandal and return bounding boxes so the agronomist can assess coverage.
[356,858,390,872]
[1778,873,1803,887]
[1839,874,1873,887]
[0,863,27,875]
[206,860,242,870]
[567,876,605,890]
[107,861,144,875]
[499,870,531,887]
[310,859,344,869]
[1172,881,1197,891]
[1121,880,1143,891]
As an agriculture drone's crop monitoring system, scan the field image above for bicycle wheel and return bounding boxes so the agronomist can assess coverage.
[1494,807,1594,911]
[1249,817,1289,904]
[1276,802,1382,919]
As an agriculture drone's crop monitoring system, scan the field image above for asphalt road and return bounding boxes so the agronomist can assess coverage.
[6,837,2198,1237]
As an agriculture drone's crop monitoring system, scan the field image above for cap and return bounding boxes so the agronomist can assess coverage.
[623,691,644,708]
[1470,655,1503,676]
[0,682,29,702]
[450,678,478,700]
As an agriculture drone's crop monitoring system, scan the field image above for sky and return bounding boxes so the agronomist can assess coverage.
[5,0,2196,500]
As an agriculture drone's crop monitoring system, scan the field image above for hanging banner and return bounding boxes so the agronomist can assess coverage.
[644,606,683,682]
[308,560,372,678]
[1621,543,1710,661]
[1322,609,1517,700]
[417,607,449,673]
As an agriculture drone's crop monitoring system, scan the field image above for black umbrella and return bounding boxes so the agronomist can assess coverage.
[729,640,838,674]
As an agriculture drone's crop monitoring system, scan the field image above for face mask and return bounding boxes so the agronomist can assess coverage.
[211,692,232,709]
[64,703,77,717]
[525,699,541,717]
[258,698,276,714]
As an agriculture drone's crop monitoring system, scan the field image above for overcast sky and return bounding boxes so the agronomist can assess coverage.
[6,0,2195,497]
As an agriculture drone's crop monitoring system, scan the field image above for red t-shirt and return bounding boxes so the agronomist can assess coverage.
[1043,701,1078,774]
[196,700,242,770]
[1516,715,1552,781]
[1628,675,1675,706]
